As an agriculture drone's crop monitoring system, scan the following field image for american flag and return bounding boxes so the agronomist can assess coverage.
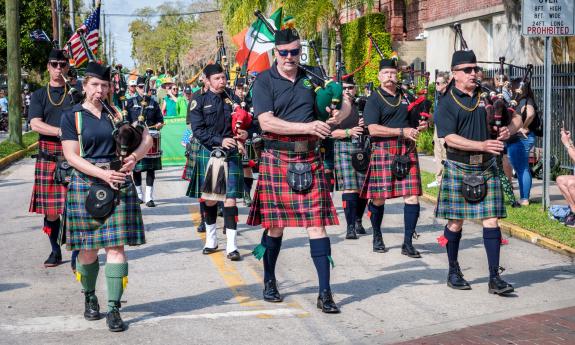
[66,3,100,66]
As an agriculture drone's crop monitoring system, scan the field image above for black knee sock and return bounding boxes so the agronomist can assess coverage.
[342,193,359,226]
[199,201,206,222]
[356,197,368,222]
[368,202,385,233]
[403,204,420,246]
[483,227,502,278]
[262,231,282,282]
[310,237,332,293]
[146,170,155,186]
[444,226,462,269]
[204,204,218,225]
[133,172,142,186]
[244,177,254,194]
[223,206,238,230]
[45,218,61,254]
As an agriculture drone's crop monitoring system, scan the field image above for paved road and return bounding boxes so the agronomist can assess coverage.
[0,160,573,344]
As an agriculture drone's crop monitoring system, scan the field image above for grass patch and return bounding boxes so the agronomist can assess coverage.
[420,170,575,248]
[0,132,39,159]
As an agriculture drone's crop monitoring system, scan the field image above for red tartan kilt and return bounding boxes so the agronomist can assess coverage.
[29,140,67,216]
[247,134,339,229]
[360,137,422,200]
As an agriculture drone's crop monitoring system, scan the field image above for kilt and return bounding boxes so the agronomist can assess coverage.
[185,145,243,199]
[134,157,162,172]
[360,137,422,200]
[29,140,67,217]
[182,138,201,181]
[435,158,507,220]
[62,168,145,250]
[247,134,339,228]
[334,139,366,191]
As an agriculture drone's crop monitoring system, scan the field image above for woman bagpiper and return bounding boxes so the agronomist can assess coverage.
[59,62,152,332]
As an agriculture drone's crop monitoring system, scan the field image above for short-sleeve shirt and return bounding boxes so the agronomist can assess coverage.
[435,86,489,141]
[163,95,177,117]
[252,62,316,124]
[60,104,117,159]
[126,95,163,127]
[29,85,74,142]
[363,87,410,130]
[515,97,538,132]
[335,104,361,130]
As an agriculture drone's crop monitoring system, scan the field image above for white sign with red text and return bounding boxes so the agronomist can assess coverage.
[522,0,574,36]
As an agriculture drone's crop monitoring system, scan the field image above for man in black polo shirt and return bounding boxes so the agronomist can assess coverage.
[247,28,346,314]
[435,50,521,295]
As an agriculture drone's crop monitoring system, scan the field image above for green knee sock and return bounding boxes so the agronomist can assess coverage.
[105,262,128,311]
[76,259,99,293]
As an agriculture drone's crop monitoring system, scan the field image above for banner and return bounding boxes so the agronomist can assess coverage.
[161,115,187,166]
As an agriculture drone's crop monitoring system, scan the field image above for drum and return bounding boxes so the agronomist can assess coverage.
[146,129,162,158]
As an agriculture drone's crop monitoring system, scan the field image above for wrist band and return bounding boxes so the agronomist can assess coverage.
[345,129,350,138]
[130,153,138,161]
[400,128,404,138]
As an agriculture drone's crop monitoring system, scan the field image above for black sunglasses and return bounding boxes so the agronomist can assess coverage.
[49,61,68,69]
[276,48,301,57]
[454,66,481,74]
[343,86,356,90]
[137,85,145,89]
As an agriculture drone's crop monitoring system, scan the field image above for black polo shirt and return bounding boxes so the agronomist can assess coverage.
[336,104,361,130]
[435,86,489,141]
[60,104,117,159]
[188,88,239,150]
[363,87,410,129]
[126,95,163,126]
[29,85,74,142]
[252,62,316,124]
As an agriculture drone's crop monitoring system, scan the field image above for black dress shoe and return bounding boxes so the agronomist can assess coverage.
[401,243,422,258]
[263,280,282,303]
[317,289,340,314]
[106,306,125,332]
[202,246,218,255]
[447,262,471,290]
[146,200,156,207]
[345,224,358,240]
[84,291,101,321]
[511,201,521,208]
[372,230,386,253]
[488,267,514,295]
[355,221,366,235]
[196,222,206,233]
[44,251,62,267]
[227,250,241,261]
[138,198,144,204]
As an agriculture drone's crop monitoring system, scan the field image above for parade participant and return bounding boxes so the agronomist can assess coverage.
[177,85,193,118]
[187,63,246,261]
[247,28,342,313]
[161,81,178,117]
[435,50,521,294]
[60,61,151,332]
[22,85,31,131]
[361,58,428,257]
[126,76,164,207]
[428,71,450,188]
[125,79,138,100]
[332,76,369,239]
[28,48,74,267]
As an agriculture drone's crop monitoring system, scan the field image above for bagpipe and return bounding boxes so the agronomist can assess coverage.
[216,30,231,80]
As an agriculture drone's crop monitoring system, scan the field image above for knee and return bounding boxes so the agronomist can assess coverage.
[404,196,419,205]
[105,246,126,263]
[268,227,284,238]
[447,220,463,232]
[79,250,98,264]
[205,200,217,207]
[482,218,499,228]
[372,198,385,207]
[567,177,575,189]
[307,227,327,239]
[223,199,236,207]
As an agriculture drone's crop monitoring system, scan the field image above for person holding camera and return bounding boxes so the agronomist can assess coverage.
[557,127,575,227]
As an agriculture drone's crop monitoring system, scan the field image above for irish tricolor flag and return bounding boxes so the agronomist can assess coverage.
[233,8,283,73]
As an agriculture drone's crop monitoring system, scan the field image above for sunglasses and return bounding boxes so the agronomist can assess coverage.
[343,86,356,90]
[171,88,178,91]
[454,66,481,74]
[137,85,145,89]
[49,61,68,69]
[276,48,301,57]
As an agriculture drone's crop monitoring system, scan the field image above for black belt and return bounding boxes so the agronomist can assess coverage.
[446,151,493,165]
[38,150,59,162]
[264,139,317,153]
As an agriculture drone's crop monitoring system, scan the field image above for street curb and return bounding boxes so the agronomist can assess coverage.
[0,142,38,171]
[420,191,575,258]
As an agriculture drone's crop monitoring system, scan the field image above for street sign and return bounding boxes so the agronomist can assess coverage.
[522,0,574,36]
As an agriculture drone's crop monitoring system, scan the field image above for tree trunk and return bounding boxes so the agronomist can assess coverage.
[321,22,329,73]
[6,0,23,146]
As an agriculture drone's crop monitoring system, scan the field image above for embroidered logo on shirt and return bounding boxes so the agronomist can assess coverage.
[190,100,197,110]
[302,79,313,89]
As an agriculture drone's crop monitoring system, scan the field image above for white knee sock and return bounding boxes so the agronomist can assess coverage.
[226,229,238,253]
[145,186,154,202]
[135,185,143,200]
[204,223,218,249]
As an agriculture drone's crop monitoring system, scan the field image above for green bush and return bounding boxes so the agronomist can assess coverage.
[416,128,434,155]
[0,132,38,159]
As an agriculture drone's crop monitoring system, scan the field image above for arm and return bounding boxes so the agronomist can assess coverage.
[189,99,223,148]
[560,129,575,163]
[521,104,536,129]
[445,133,504,155]
[30,118,61,137]
[259,112,331,139]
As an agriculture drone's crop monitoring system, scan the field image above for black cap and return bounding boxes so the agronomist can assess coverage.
[48,48,67,61]
[379,59,397,70]
[342,75,355,85]
[136,76,147,85]
[275,28,300,45]
[184,86,192,93]
[235,77,246,87]
[85,61,111,81]
[451,50,477,67]
[204,63,224,79]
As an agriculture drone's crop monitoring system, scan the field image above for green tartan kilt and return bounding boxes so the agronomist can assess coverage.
[134,157,162,172]
[62,170,146,250]
[435,158,507,220]
[334,139,366,191]
[186,145,243,199]
[182,138,201,181]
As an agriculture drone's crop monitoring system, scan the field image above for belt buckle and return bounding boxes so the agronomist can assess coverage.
[294,141,307,152]
[469,154,483,165]
[95,162,110,170]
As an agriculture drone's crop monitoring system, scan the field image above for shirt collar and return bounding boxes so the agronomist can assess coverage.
[270,61,306,82]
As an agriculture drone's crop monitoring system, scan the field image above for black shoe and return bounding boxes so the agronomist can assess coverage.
[202,246,218,255]
[106,305,125,332]
[355,221,366,235]
[84,291,101,321]
[146,200,156,207]
[447,262,471,290]
[488,267,514,295]
[401,243,421,258]
[511,201,521,208]
[345,224,358,240]
[317,289,340,314]
[196,222,206,233]
[372,230,386,253]
[227,250,241,261]
[44,251,62,267]
[138,198,144,204]
[263,280,282,303]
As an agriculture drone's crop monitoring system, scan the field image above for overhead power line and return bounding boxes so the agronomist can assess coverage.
[74,9,220,17]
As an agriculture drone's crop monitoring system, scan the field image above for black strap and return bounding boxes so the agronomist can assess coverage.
[38,150,58,162]
[264,139,315,152]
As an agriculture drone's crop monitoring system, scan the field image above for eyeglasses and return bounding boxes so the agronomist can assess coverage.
[137,85,145,89]
[453,66,481,74]
[343,86,356,90]
[171,88,178,91]
[276,48,301,57]
[49,61,68,69]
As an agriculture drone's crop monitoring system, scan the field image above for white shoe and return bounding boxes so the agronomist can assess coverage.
[427,180,439,188]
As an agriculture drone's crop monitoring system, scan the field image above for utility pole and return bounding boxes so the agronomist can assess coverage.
[50,0,59,45]
[102,8,106,63]
[69,0,75,31]
[57,0,63,47]
[6,0,23,146]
